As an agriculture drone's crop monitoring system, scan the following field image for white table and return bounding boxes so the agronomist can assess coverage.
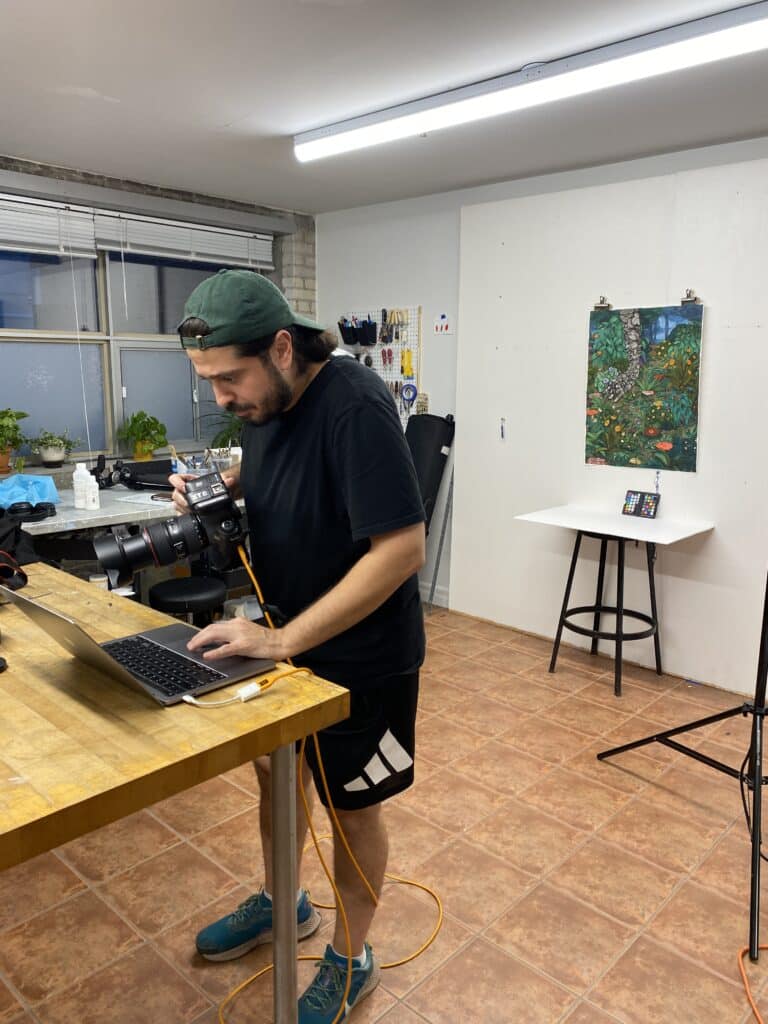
[516,504,714,695]
[23,487,175,536]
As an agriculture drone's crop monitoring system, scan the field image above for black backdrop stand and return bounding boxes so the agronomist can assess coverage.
[597,573,768,962]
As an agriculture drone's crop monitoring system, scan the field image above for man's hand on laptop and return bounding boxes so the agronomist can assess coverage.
[187,619,288,662]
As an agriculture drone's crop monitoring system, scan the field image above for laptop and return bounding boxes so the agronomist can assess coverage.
[0,586,275,706]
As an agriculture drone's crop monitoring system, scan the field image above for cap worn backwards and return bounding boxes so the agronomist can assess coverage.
[178,269,323,350]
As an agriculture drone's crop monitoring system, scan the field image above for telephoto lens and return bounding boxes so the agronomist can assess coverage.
[92,470,245,588]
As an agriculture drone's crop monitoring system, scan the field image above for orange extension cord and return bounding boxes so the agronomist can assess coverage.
[210,548,444,1024]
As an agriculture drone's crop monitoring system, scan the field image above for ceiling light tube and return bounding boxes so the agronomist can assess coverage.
[294,1,768,161]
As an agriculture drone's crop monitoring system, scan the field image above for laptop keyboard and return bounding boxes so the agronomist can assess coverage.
[103,635,226,697]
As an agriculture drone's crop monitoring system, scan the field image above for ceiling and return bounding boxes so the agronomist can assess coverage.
[1,0,768,214]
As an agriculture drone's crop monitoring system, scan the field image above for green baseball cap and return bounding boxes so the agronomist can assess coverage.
[178,269,323,350]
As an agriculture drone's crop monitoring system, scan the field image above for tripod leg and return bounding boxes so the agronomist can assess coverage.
[591,537,608,656]
[750,711,764,962]
[614,539,625,697]
[646,542,663,675]
[549,532,582,673]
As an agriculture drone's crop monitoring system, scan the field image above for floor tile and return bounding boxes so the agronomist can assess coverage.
[191,807,263,883]
[549,837,678,927]
[0,853,85,931]
[574,679,660,715]
[598,797,723,873]
[565,740,668,795]
[428,631,497,659]
[641,692,726,729]
[486,882,633,992]
[600,714,702,764]
[382,803,454,876]
[501,718,593,764]
[481,647,546,675]
[462,620,520,643]
[100,844,237,937]
[414,716,487,766]
[467,800,584,876]
[0,979,23,1024]
[693,829,764,907]
[540,696,632,738]
[452,739,553,797]
[519,768,632,832]
[406,936,575,1023]
[153,886,277,1003]
[396,769,507,833]
[591,935,748,1024]
[421,649,462,675]
[417,676,467,714]
[563,1002,624,1023]
[604,663,681,694]
[33,943,210,1024]
[524,663,600,696]
[437,694,529,738]
[677,679,749,710]
[504,632,555,658]
[59,811,179,883]
[414,837,533,930]
[557,648,613,676]
[370,899,473,999]
[0,891,142,1003]
[220,761,260,796]
[426,661,518,694]
[491,676,565,714]
[642,763,743,827]
[376,1004,430,1022]
[150,776,256,837]
[647,879,768,987]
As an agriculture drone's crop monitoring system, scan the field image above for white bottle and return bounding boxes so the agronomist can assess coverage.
[72,462,90,510]
[84,475,100,510]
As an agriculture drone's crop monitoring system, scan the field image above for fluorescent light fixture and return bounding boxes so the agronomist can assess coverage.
[295,1,768,161]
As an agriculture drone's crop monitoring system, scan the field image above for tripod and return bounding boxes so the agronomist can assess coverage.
[597,573,768,962]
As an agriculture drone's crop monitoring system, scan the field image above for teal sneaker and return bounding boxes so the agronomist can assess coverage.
[298,943,380,1023]
[196,887,320,961]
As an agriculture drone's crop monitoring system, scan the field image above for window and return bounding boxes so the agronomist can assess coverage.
[0,251,98,332]
[0,196,275,457]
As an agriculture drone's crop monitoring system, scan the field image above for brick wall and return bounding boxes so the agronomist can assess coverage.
[272,213,317,319]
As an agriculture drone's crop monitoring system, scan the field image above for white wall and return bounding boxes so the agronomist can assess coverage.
[316,137,768,692]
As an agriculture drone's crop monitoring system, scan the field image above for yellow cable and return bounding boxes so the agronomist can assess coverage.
[216,546,442,1022]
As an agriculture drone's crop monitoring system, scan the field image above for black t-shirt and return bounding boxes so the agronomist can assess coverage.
[240,356,425,689]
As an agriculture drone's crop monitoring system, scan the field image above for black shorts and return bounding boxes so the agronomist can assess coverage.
[302,672,419,811]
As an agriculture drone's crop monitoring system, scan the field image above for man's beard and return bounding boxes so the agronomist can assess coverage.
[226,359,292,425]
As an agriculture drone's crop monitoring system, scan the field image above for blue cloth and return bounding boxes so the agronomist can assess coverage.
[0,475,60,508]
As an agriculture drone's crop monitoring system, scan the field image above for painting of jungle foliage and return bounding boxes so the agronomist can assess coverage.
[585,304,702,472]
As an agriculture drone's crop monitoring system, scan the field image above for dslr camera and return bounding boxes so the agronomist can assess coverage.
[93,470,245,588]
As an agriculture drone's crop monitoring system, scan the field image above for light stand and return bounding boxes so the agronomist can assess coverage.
[597,572,768,962]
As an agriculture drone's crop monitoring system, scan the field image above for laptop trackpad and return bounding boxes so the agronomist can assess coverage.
[138,623,273,674]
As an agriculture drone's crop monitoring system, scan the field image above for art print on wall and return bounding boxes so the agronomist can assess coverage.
[585,304,703,472]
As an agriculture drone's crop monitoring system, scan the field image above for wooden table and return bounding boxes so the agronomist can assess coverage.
[0,563,350,1024]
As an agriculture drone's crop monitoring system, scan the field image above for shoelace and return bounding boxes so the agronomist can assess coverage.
[230,890,266,925]
[302,960,347,1012]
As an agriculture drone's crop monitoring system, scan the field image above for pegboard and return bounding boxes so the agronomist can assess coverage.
[337,306,422,429]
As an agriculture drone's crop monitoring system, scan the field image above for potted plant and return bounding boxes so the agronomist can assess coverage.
[0,408,29,475]
[26,428,82,467]
[117,411,168,461]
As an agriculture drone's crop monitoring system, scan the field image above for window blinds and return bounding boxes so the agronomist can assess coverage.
[0,198,96,257]
[94,213,274,269]
[0,195,274,268]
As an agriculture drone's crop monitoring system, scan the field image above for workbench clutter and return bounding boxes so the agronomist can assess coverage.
[0,474,60,521]
[336,305,423,428]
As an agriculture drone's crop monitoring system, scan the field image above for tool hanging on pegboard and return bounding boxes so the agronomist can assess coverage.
[336,305,422,430]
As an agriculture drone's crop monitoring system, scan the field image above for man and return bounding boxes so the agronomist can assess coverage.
[172,269,425,1023]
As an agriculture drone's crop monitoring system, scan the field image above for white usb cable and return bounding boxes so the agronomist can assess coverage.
[182,681,262,707]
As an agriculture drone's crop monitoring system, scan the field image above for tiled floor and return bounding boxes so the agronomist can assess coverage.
[2,608,768,1023]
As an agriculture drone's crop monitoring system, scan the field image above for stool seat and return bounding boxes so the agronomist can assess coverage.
[149,577,227,627]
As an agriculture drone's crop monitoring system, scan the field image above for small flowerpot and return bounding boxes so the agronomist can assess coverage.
[0,447,11,475]
[38,445,67,468]
[132,441,155,461]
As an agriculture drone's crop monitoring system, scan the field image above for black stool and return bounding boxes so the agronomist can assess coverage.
[548,530,662,697]
[148,576,227,628]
